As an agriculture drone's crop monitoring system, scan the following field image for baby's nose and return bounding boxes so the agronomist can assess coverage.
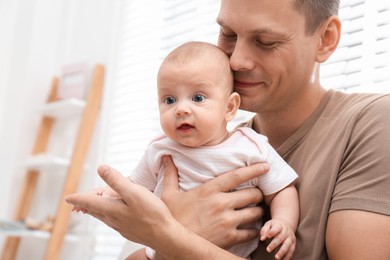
[175,101,191,116]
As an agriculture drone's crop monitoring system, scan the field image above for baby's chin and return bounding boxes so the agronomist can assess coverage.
[177,140,201,148]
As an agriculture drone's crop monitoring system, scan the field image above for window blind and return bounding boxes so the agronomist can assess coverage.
[321,0,390,93]
[89,1,222,259]
[90,0,390,259]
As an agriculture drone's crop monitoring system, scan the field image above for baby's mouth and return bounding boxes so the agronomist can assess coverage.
[178,123,194,130]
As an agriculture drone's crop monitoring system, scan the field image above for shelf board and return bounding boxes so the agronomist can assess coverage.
[39,98,86,118]
[25,154,70,171]
[0,219,79,241]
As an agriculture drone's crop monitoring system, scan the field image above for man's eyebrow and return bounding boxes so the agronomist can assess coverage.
[216,18,289,38]
[252,28,288,37]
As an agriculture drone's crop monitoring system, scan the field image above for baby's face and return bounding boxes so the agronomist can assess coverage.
[157,58,232,147]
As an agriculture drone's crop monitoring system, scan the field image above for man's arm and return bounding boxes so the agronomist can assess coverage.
[66,159,269,259]
[326,210,390,259]
[326,96,390,259]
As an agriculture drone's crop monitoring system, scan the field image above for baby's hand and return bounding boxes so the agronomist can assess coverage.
[260,218,296,260]
[72,186,121,213]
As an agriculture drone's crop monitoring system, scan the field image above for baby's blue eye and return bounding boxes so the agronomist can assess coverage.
[192,94,205,102]
[164,96,176,104]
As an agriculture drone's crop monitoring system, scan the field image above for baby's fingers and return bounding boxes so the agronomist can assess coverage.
[260,221,271,241]
[72,206,88,214]
[264,224,284,253]
[260,220,283,242]
[274,236,295,260]
[266,234,283,254]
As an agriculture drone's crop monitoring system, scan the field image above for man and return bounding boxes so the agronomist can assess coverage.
[66,0,390,259]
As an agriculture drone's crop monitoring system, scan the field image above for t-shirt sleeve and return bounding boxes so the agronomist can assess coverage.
[330,95,390,215]
[258,142,298,195]
[129,145,159,192]
[238,127,298,195]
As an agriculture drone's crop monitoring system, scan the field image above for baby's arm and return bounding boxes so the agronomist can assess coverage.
[260,184,299,260]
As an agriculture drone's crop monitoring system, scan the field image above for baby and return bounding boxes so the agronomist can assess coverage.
[126,41,299,260]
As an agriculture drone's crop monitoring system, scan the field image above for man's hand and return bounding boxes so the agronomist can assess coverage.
[160,155,269,249]
[66,165,174,246]
[71,185,120,213]
[66,164,246,260]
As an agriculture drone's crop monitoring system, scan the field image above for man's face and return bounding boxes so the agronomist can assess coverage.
[217,0,320,114]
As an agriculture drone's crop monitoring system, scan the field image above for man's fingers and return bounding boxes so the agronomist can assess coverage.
[234,206,263,227]
[97,164,131,196]
[208,163,269,192]
[66,194,121,229]
[161,155,180,199]
[66,165,130,214]
[66,193,108,215]
[234,228,259,244]
[227,187,263,209]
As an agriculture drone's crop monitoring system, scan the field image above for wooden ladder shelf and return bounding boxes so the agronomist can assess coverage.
[1,64,105,260]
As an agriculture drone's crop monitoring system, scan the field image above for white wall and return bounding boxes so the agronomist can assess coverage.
[0,0,118,259]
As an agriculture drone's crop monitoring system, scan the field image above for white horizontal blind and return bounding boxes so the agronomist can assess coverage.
[89,1,165,259]
[90,0,390,259]
[102,1,163,173]
[321,0,390,93]
[90,0,221,259]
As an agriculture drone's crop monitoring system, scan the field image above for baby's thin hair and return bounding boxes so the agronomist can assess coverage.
[160,41,234,92]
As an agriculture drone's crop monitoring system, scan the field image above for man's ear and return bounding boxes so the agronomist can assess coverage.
[316,15,341,63]
[225,92,240,122]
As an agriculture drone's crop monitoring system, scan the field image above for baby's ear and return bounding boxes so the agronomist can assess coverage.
[225,92,240,122]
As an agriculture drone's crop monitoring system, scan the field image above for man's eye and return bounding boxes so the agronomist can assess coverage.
[192,94,206,102]
[219,30,236,39]
[256,39,279,49]
[164,96,176,104]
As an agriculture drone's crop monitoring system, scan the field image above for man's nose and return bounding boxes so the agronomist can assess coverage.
[229,40,255,72]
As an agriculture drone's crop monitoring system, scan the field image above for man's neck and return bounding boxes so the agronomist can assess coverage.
[253,87,326,148]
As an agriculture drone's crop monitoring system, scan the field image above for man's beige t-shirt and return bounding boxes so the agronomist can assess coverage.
[251,90,390,259]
